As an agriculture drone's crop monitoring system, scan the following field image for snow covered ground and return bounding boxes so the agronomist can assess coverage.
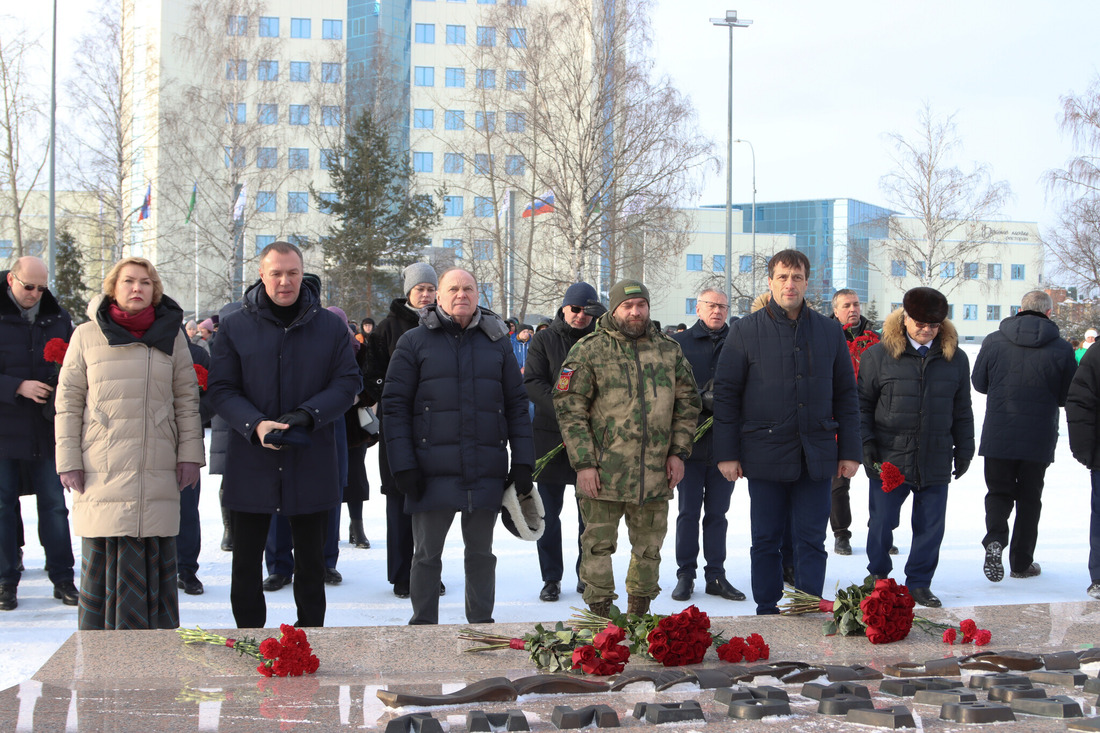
[2,344,1095,691]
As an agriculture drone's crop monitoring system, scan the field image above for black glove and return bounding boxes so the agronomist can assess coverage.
[953,457,970,480]
[699,379,715,414]
[583,299,607,318]
[863,442,879,475]
[508,465,534,496]
[394,469,425,501]
[275,409,314,430]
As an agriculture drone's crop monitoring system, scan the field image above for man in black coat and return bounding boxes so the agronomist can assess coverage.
[859,287,974,608]
[972,290,1076,583]
[0,257,78,611]
[383,268,534,625]
[714,250,861,615]
[523,281,603,603]
[670,288,745,603]
[209,241,361,628]
[1066,337,1100,599]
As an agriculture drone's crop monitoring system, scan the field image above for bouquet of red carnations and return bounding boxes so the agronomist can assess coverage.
[781,576,915,644]
[177,624,320,677]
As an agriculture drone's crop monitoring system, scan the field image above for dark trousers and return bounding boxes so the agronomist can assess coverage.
[1091,471,1100,584]
[409,508,496,625]
[982,457,1047,573]
[830,475,852,539]
[266,499,342,574]
[675,462,734,581]
[231,510,328,628]
[177,479,201,577]
[379,426,414,586]
[746,466,831,614]
[535,482,584,584]
[867,479,948,589]
[0,457,74,586]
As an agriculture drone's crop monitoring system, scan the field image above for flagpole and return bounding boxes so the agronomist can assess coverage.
[194,220,199,319]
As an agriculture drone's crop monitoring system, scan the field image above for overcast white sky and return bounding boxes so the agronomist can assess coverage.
[10,0,1100,235]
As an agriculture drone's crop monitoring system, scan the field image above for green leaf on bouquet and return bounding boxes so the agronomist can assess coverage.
[823,619,838,635]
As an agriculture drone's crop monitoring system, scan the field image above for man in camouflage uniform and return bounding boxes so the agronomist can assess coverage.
[554,280,700,617]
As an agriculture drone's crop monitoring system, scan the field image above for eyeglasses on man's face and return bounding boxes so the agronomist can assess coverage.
[12,274,47,293]
[909,319,940,331]
[699,300,729,312]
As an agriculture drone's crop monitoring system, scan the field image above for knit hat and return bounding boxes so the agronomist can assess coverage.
[402,262,437,296]
[562,282,599,309]
[902,286,949,324]
[608,279,650,315]
[199,318,215,331]
[1087,329,1098,339]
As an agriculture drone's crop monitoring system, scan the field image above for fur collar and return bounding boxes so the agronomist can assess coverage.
[880,308,958,361]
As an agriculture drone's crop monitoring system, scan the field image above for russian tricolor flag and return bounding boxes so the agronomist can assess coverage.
[521,191,555,218]
[137,184,151,222]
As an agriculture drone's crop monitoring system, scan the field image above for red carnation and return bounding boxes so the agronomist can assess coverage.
[878,462,905,492]
[43,337,68,365]
[194,364,209,391]
[974,629,992,646]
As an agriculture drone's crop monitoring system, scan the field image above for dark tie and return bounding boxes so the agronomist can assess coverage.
[917,345,929,358]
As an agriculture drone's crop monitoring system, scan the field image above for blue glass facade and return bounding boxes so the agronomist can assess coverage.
[347,0,411,143]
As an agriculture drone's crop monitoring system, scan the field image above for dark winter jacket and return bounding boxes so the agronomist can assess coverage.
[0,278,73,461]
[713,298,861,482]
[206,301,242,476]
[382,305,534,514]
[208,279,361,516]
[858,309,974,487]
[362,298,422,409]
[971,311,1076,464]
[673,319,729,466]
[524,309,597,485]
[1067,343,1100,470]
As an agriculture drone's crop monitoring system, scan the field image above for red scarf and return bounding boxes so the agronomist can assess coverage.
[108,303,156,338]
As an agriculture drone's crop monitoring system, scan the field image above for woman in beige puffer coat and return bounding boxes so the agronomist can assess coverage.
[55,257,205,630]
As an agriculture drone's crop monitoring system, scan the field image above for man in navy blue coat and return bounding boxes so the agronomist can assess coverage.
[713,249,861,615]
[383,267,534,625]
[209,241,360,628]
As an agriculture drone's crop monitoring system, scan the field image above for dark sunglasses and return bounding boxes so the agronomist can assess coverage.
[566,306,585,314]
[12,274,47,293]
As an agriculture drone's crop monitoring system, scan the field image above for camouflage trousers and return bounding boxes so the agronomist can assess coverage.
[578,496,669,605]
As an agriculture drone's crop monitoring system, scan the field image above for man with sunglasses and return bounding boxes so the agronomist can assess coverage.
[858,286,974,608]
[0,257,79,611]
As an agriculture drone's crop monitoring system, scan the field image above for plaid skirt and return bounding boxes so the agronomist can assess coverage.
[78,536,180,631]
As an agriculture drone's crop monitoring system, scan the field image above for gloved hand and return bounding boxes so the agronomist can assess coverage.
[275,409,314,430]
[508,464,534,496]
[863,442,879,475]
[953,457,970,479]
[394,469,425,501]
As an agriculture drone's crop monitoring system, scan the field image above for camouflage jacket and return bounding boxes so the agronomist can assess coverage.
[553,312,701,504]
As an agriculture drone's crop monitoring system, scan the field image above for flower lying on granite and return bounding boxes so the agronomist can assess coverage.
[781,576,915,644]
[716,633,770,663]
[919,616,993,646]
[177,624,320,677]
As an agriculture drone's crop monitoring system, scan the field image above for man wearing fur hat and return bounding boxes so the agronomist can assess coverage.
[858,286,974,608]
[554,279,700,617]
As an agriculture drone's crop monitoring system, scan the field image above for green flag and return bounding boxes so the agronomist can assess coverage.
[185,182,197,223]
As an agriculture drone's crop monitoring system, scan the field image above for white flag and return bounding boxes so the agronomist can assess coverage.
[233,183,248,221]
[497,189,510,223]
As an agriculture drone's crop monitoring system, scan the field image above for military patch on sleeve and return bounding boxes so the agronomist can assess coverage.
[556,367,575,392]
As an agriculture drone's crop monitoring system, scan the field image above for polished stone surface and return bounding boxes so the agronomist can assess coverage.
[4,600,1100,730]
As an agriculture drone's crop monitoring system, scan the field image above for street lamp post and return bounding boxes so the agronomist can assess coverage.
[734,139,756,306]
[710,9,752,310]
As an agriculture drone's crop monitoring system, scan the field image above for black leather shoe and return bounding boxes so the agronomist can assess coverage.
[394,580,410,598]
[671,576,693,602]
[834,536,852,555]
[983,541,1004,582]
[910,587,941,608]
[262,573,292,592]
[576,581,586,595]
[177,574,204,595]
[783,566,795,586]
[1089,582,1100,600]
[53,581,79,606]
[0,584,16,611]
[889,545,899,555]
[539,581,561,602]
[705,577,746,601]
[348,520,370,549]
[1010,562,1041,579]
[440,581,446,596]
[324,568,342,585]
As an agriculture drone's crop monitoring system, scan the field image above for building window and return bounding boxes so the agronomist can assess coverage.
[258,104,277,125]
[256,147,277,168]
[987,305,1001,320]
[476,26,496,46]
[444,195,463,217]
[686,254,703,271]
[226,59,247,80]
[477,0,497,4]
[1010,305,1021,316]
[257,60,278,81]
[412,152,433,173]
[415,66,435,86]
[443,153,464,173]
[446,25,466,44]
[474,197,494,217]
[739,255,752,273]
[473,239,493,259]
[474,111,496,131]
[288,147,309,169]
[507,28,526,47]
[288,191,308,213]
[291,18,311,38]
[948,304,955,320]
[480,282,493,308]
[322,19,343,39]
[258,17,279,37]
[445,67,465,87]
[320,149,337,170]
[963,304,978,321]
[256,191,276,213]
[289,105,309,125]
[287,234,309,248]
[940,261,956,278]
[890,260,905,277]
[224,146,246,168]
[227,15,247,36]
[685,298,697,315]
[1011,264,1025,280]
[964,262,979,279]
[226,102,246,124]
[505,155,525,175]
[318,192,338,214]
[255,235,276,256]
[713,255,726,273]
[415,23,435,43]
[914,261,926,277]
[473,154,493,174]
[321,106,341,126]
[445,109,464,130]
[413,109,434,129]
[891,302,902,311]
[505,111,525,132]
[475,68,496,89]
[506,70,525,90]
[988,263,1002,280]
[289,61,310,82]
[508,0,527,5]
[443,238,463,258]
[321,62,341,83]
